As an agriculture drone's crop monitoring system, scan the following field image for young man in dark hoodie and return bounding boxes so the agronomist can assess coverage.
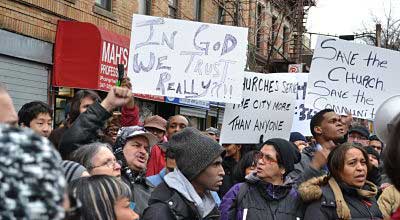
[143,127,225,220]
[288,109,348,182]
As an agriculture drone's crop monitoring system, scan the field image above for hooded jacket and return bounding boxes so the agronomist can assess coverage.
[299,175,383,220]
[220,173,304,220]
[378,185,400,218]
[143,168,220,220]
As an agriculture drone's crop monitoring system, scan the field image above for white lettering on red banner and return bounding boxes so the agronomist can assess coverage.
[99,41,130,90]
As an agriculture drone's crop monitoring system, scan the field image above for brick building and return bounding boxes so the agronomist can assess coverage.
[0,0,313,128]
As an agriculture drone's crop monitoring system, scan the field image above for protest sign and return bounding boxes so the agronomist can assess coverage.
[291,73,317,136]
[220,72,297,144]
[305,36,400,120]
[127,14,248,104]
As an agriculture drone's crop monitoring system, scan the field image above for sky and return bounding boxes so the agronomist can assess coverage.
[306,0,400,48]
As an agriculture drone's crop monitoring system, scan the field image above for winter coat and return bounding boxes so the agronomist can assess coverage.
[122,174,154,217]
[220,173,304,220]
[299,175,383,220]
[368,165,383,188]
[288,144,327,183]
[120,105,140,127]
[142,182,220,220]
[49,125,68,150]
[378,185,400,218]
[59,102,111,159]
[146,144,166,177]
[392,207,400,220]
[147,168,222,207]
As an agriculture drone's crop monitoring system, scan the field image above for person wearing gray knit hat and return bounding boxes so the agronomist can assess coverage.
[166,127,225,180]
[61,160,90,183]
[143,127,225,220]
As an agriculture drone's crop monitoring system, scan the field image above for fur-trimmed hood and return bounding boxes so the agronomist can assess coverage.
[298,175,329,202]
[298,175,378,203]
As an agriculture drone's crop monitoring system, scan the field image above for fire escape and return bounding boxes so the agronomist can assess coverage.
[213,0,315,72]
[290,0,315,64]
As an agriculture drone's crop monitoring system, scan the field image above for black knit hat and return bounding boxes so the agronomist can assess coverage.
[365,146,380,162]
[289,132,307,142]
[263,138,301,175]
[165,127,224,180]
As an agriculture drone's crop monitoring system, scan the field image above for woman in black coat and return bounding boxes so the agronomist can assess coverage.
[299,143,383,220]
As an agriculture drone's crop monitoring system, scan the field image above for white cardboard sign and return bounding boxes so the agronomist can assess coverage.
[127,14,248,104]
[305,36,400,120]
[220,72,297,144]
[290,73,317,137]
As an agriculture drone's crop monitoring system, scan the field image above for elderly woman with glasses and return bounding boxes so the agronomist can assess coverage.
[70,142,121,177]
[219,138,303,220]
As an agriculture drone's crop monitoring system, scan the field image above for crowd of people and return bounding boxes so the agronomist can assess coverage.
[1,79,400,220]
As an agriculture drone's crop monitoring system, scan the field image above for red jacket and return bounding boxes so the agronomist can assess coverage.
[392,207,400,220]
[120,105,140,126]
[146,144,166,177]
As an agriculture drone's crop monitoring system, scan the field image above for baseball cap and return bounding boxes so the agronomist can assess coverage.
[349,125,370,139]
[205,127,219,136]
[117,126,158,147]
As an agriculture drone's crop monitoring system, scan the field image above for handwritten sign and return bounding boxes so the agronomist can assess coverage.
[127,14,248,104]
[220,72,297,144]
[291,73,317,136]
[305,36,400,120]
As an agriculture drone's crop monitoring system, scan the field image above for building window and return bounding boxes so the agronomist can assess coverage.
[168,0,178,18]
[138,0,151,15]
[95,0,111,11]
[217,5,224,24]
[271,16,277,40]
[283,26,289,56]
[195,0,202,21]
[256,4,263,51]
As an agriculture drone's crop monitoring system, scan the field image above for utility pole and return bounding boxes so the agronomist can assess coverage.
[376,23,382,47]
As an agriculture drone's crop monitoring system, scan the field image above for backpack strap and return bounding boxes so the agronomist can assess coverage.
[228,183,250,220]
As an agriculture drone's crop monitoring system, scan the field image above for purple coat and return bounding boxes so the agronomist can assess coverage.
[219,175,303,220]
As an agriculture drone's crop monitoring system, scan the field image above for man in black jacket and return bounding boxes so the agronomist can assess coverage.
[143,127,225,220]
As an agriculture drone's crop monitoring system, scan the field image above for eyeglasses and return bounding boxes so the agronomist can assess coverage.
[254,151,278,164]
[91,159,119,169]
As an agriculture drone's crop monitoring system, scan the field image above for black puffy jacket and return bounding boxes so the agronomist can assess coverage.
[59,101,111,159]
[143,182,220,220]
